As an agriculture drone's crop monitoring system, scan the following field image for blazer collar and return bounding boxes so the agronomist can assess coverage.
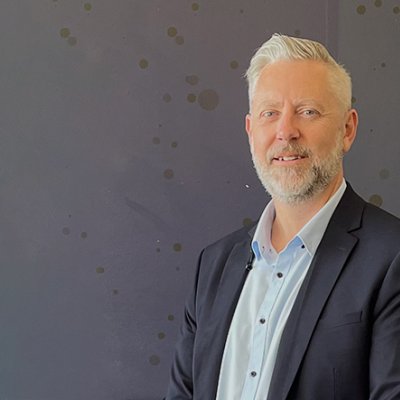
[267,184,366,400]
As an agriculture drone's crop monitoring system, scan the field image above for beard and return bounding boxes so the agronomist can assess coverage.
[252,138,344,204]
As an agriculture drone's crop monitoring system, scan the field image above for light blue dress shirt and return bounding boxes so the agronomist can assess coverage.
[216,180,347,400]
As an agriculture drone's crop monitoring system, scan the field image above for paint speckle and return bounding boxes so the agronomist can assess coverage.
[374,0,382,7]
[192,2,200,11]
[158,332,166,340]
[351,96,356,104]
[369,194,383,207]
[230,60,239,69]
[163,169,174,179]
[163,93,172,103]
[198,89,219,111]
[239,9,244,14]
[84,3,92,11]
[294,29,301,36]
[67,37,77,46]
[175,35,184,45]
[176,266,180,271]
[173,243,182,252]
[62,227,70,235]
[357,5,366,14]
[156,247,161,253]
[379,169,390,179]
[139,58,149,69]
[149,355,160,366]
[185,75,199,85]
[153,137,160,145]
[81,232,87,239]
[187,93,197,103]
[167,314,175,321]
[171,141,178,148]
[96,267,105,274]
[394,6,400,14]
[381,62,386,68]
[59,28,70,38]
[167,26,177,37]
[113,289,119,295]
[242,218,254,227]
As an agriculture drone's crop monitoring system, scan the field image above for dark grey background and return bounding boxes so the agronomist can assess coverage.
[1,1,399,399]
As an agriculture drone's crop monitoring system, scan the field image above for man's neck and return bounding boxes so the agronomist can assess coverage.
[271,175,344,253]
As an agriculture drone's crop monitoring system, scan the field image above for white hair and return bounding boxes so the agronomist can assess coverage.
[245,33,352,111]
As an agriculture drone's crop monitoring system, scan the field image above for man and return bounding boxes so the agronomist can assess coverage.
[165,34,400,399]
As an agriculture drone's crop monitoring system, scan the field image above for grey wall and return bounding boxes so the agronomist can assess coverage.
[1,1,399,399]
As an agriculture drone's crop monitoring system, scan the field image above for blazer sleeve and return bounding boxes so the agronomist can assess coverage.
[164,250,204,400]
[369,251,400,399]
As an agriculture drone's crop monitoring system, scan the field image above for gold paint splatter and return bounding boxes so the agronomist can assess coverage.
[163,93,172,103]
[230,60,239,69]
[62,227,70,235]
[356,5,366,14]
[175,35,184,45]
[187,93,197,103]
[185,75,199,85]
[167,26,177,37]
[171,141,178,148]
[192,2,200,11]
[369,194,383,207]
[163,169,174,179]
[198,89,219,111]
[394,6,400,14]
[374,0,382,7]
[158,332,166,340]
[173,243,182,252]
[351,96,356,104]
[379,169,390,179]
[96,267,105,274]
[81,232,87,239]
[149,355,160,366]
[112,289,119,295]
[84,3,92,11]
[167,314,175,321]
[67,37,77,46]
[139,58,149,69]
[153,137,160,145]
[242,218,254,227]
[60,28,70,38]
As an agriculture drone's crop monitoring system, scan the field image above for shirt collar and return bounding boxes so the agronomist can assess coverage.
[252,179,347,260]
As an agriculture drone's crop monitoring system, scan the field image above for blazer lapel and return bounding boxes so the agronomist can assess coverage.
[196,232,255,399]
[267,185,365,400]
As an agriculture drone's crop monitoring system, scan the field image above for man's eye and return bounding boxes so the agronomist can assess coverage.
[302,109,319,116]
[262,111,276,118]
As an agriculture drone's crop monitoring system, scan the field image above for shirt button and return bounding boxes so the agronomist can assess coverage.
[277,272,283,278]
[259,318,266,324]
[250,371,257,377]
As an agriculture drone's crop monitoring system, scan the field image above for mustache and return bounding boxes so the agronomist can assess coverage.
[267,143,312,161]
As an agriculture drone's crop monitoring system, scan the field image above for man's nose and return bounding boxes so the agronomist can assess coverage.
[276,113,300,142]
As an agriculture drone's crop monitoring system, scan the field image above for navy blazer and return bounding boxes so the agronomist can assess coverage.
[166,185,400,400]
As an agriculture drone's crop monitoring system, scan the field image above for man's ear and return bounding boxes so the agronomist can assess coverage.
[343,109,358,153]
[245,113,252,139]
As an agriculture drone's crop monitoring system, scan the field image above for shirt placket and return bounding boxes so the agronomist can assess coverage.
[240,250,294,399]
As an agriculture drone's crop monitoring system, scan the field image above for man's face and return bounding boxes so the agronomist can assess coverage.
[245,60,357,204]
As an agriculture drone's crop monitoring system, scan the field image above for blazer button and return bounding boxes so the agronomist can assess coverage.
[250,371,257,377]
[277,272,283,278]
[259,318,266,324]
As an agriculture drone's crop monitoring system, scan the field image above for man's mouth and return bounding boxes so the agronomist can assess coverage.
[273,155,306,161]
